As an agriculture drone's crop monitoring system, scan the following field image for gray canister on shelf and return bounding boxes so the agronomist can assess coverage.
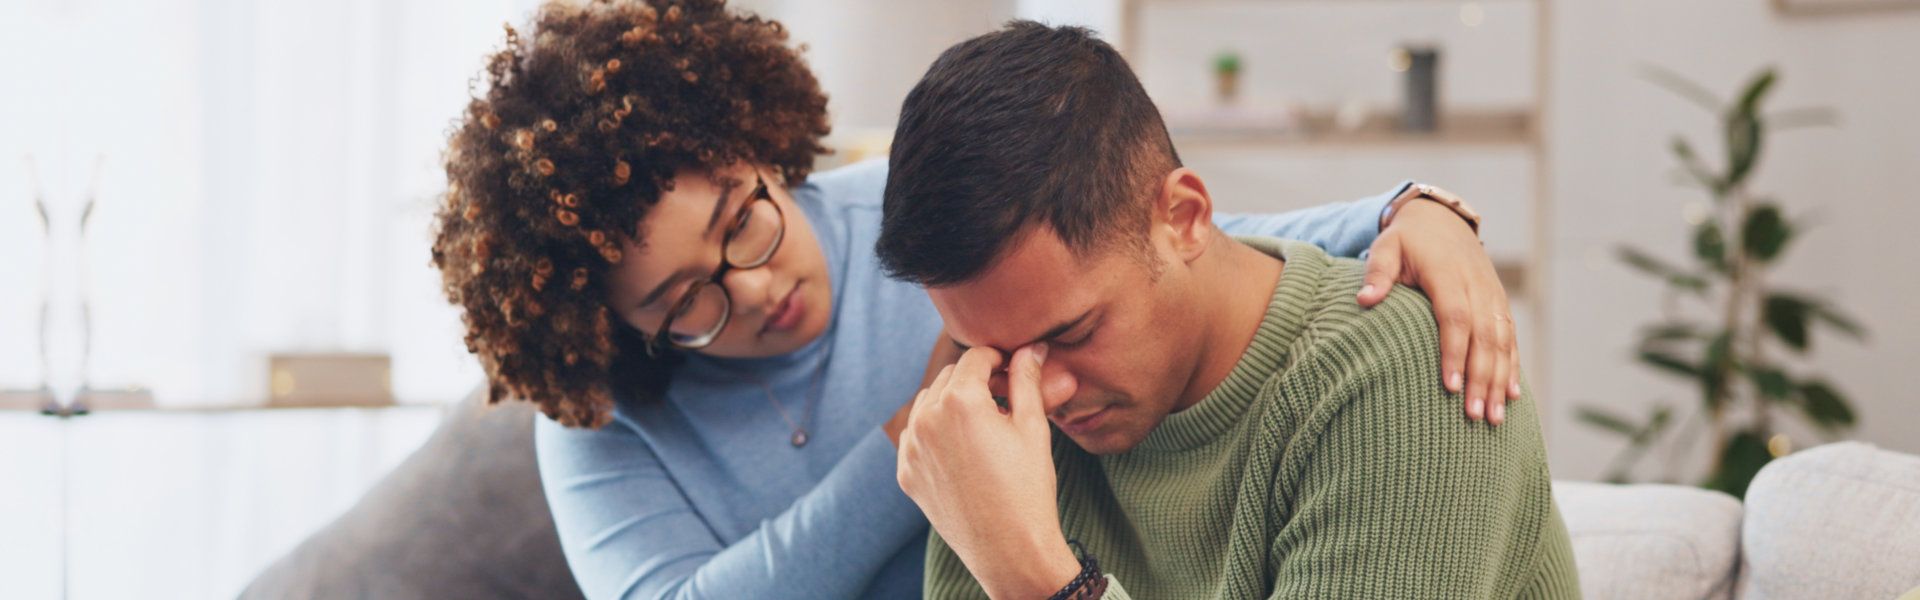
[1402,45,1440,132]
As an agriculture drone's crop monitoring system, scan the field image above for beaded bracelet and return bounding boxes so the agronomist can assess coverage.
[1046,540,1107,600]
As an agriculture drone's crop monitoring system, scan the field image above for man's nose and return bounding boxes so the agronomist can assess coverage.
[985,362,1078,411]
[1040,366,1078,413]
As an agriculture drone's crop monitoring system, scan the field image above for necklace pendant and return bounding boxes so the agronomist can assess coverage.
[791,430,809,447]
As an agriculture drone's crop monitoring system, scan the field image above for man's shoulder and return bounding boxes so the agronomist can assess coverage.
[1246,241,1451,427]
[1270,240,1442,374]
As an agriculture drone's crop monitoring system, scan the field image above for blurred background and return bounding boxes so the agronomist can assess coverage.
[1,0,1914,597]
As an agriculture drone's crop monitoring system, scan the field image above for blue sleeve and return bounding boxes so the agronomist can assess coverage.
[1211,181,1410,259]
[536,415,927,600]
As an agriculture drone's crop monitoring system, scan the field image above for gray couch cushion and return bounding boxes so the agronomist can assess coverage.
[1737,441,1920,600]
[1553,481,1744,600]
[238,392,585,600]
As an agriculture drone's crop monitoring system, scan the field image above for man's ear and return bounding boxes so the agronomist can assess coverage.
[1154,167,1214,263]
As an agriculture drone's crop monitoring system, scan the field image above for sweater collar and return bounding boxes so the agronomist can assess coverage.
[1133,237,1329,453]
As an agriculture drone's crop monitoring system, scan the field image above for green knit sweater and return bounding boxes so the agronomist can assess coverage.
[925,238,1580,599]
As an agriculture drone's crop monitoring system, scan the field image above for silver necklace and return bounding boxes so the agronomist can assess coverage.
[739,356,827,447]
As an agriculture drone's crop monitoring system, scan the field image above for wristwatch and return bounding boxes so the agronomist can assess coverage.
[1380,182,1480,235]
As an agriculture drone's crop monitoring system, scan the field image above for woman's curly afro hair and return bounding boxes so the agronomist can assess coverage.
[431,0,830,428]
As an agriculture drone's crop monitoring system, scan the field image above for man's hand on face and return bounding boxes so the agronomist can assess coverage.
[1357,198,1523,426]
[885,332,968,447]
[896,343,1082,599]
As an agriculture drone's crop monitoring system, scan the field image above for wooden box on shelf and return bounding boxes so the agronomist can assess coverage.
[0,389,54,412]
[0,388,156,412]
[268,353,395,408]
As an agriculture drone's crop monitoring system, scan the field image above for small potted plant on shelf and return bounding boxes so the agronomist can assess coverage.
[1213,49,1241,104]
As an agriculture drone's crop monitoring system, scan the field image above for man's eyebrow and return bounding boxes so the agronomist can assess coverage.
[952,309,1093,353]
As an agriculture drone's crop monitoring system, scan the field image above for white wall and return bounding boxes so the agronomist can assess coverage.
[0,0,537,407]
[1543,0,1920,481]
[735,0,1018,131]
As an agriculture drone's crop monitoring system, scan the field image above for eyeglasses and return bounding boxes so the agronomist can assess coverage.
[652,174,786,350]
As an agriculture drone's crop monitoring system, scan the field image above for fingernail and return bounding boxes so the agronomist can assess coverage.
[1491,403,1506,424]
[1509,380,1522,398]
[1448,372,1463,392]
[1031,342,1048,366]
[1468,398,1483,420]
[1358,284,1376,299]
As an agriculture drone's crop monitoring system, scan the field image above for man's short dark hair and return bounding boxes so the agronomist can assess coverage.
[876,20,1181,286]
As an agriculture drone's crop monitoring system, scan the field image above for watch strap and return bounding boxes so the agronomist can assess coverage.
[1382,182,1481,235]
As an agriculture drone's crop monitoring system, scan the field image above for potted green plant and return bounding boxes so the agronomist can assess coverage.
[1213,50,1241,104]
[1579,66,1865,499]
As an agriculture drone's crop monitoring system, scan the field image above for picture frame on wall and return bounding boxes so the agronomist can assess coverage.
[1775,0,1920,14]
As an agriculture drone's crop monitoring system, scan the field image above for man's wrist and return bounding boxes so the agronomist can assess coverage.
[983,537,1083,599]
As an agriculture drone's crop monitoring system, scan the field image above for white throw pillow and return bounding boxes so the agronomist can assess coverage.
[1738,441,1920,600]
[1553,481,1744,600]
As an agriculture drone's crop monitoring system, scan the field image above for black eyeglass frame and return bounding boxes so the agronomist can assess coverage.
[650,175,785,351]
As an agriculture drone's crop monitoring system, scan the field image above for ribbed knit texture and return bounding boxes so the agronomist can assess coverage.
[925,238,1580,599]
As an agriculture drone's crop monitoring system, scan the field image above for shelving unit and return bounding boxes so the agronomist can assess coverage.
[1119,0,1554,393]
[1169,107,1533,149]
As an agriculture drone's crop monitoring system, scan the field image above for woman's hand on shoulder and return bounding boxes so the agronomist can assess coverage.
[1358,198,1522,426]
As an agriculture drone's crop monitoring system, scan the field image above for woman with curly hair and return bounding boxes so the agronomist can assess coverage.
[431,1,1523,597]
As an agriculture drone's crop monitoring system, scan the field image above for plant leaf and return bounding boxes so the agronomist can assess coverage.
[1800,380,1856,431]
[1724,69,1776,189]
[1735,68,1778,121]
[1743,363,1794,401]
[1695,221,1727,271]
[1640,64,1723,114]
[1809,302,1867,340]
[1638,348,1703,379]
[1640,406,1674,444]
[1672,137,1726,193]
[1764,294,1811,350]
[1672,136,1696,161]
[1640,323,1704,346]
[1726,113,1764,188]
[1768,106,1840,131]
[1742,204,1793,262]
[1700,332,1733,410]
[1672,274,1709,295]
[1619,246,1710,294]
[1707,429,1774,499]
[1577,406,1641,437]
[1619,246,1683,278]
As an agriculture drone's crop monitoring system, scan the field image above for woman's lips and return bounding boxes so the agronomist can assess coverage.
[1055,405,1112,437]
[761,283,806,334]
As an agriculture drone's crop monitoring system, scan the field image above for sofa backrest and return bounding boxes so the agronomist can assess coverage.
[1737,441,1920,600]
[237,390,585,600]
[1554,481,1744,600]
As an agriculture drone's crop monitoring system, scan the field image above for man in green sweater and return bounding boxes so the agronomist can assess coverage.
[874,21,1581,600]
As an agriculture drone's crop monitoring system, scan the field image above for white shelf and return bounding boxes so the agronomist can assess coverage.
[1171,108,1534,149]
